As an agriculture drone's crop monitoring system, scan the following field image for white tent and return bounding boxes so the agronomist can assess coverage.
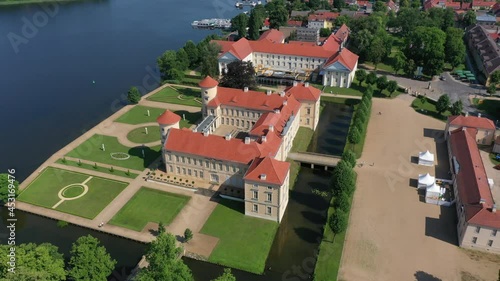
[418,173,435,189]
[425,182,441,204]
[418,150,435,166]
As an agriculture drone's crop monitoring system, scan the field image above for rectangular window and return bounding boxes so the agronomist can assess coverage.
[205,161,209,168]
[472,237,477,244]
[212,162,216,169]
[267,186,272,190]
[182,168,186,175]
[200,171,204,178]
[487,240,493,247]
[226,164,229,171]
[233,166,236,172]
[267,206,272,215]
[253,204,258,212]
[168,154,172,161]
[252,190,258,200]
[493,230,498,237]
[176,167,180,173]
[254,184,259,188]
[194,170,198,177]
[169,165,173,172]
[307,108,311,114]
[267,193,272,202]
[219,163,223,171]
[176,156,180,162]
[475,226,481,233]
[188,169,192,176]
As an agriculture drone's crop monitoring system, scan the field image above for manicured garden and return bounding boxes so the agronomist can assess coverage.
[115,105,201,128]
[127,126,161,144]
[18,167,127,219]
[109,187,190,231]
[65,134,161,170]
[55,159,139,179]
[201,199,278,274]
[147,86,202,107]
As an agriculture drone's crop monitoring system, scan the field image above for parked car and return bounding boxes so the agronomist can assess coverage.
[439,76,446,81]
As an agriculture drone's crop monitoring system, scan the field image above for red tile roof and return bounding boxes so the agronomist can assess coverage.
[288,41,318,47]
[472,0,494,7]
[449,128,500,228]
[199,76,219,88]
[334,24,350,42]
[287,20,303,27]
[448,115,496,130]
[164,128,281,164]
[284,82,321,101]
[244,157,290,185]
[489,33,500,41]
[259,29,285,43]
[207,87,287,111]
[324,48,359,71]
[157,110,181,125]
[308,11,339,21]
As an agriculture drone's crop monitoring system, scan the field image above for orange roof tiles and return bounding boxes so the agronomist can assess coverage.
[157,110,181,125]
[244,157,290,185]
[284,82,321,101]
[449,128,500,228]
[199,76,219,88]
[324,48,359,71]
[308,12,339,21]
[334,24,350,42]
[259,29,285,43]
[448,115,496,130]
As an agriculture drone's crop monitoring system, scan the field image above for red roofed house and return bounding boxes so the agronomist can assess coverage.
[307,11,338,30]
[157,76,321,222]
[447,127,500,253]
[445,114,496,145]
[214,28,359,88]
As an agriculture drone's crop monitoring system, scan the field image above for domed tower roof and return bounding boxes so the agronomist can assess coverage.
[199,76,219,88]
[157,110,181,125]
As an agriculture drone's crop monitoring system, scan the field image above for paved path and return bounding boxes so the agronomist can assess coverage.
[322,92,362,100]
[63,157,143,174]
[50,162,135,183]
[139,99,202,112]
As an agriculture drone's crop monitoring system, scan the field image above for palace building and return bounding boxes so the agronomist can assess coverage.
[157,76,321,222]
[213,27,358,88]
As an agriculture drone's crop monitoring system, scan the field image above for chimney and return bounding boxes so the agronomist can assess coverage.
[279,91,285,97]
[203,131,209,137]
[465,112,469,117]
[266,90,272,95]
[262,135,267,142]
[305,82,309,87]
[244,87,249,92]
[493,204,497,213]
[269,125,274,132]
[244,137,250,144]
[283,100,288,106]
[478,113,482,118]
[225,134,232,141]
[480,198,486,205]
[293,80,298,87]
[274,109,281,114]
[462,127,467,131]
[260,173,267,180]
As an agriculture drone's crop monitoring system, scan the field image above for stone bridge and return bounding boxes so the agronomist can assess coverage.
[288,152,341,169]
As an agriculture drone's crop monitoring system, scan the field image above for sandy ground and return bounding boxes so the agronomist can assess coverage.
[339,95,500,281]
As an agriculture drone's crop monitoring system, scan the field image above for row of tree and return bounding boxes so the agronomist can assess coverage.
[0,235,116,281]
[231,2,289,39]
[355,70,399,97]
[348,85,373,145]
[434,94,463,116]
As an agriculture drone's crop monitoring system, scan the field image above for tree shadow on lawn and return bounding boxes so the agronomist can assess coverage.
[174,110,202,126]
[175,87,199,98]
[128,146,161,169]
[216,198,245,214]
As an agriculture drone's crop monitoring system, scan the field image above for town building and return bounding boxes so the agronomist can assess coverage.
[213,27,358,87]
[296,27,320,42]
[465,24,500,84]
[476,13,497,27]
[307,11,338,30]
[447,125,500,254]
[157,76,321,222]
[445,114,496,145]
[423,0,495,10]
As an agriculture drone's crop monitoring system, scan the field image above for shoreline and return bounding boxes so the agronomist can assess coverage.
[0,0,97,7]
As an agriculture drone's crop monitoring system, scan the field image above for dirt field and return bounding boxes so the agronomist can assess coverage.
[339,95,500,281]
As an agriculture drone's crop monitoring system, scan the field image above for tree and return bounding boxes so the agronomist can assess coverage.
[450,100,463,115]
[490,70,500,84]
[199,42,221,77]
[183,40,199,67]
[399,0,410,8]
[487,83,497,96]
[220,61,257,90]
[158,221,165,235]
[184,228,193,243]
[157,50,181,80]
[136,233,193,281]
[333,0,345,10]
[445,28,466,69]
[462,10,476,27]
[231,13,249,38]
[342,150,357,168]
[335,15,350,27]
[403,26,446,76]
[367,36,387,68]
[329,210,348,235]
[0,173,18,203]
[0,243,66,280]
[331,160,355,196]
[334,191,351,213]
[176,48,190,71]
[68,235,116,281]
[376,75,388,93]
[309,0,321,9]
[436,94,451,114]
[373,1,387,13]
[319,28,331,37]
[355,69,367,86]
[269,4,288,29]
[348,126,362,144]
[248,5,266,40]
[404,59,417,77]
[366,72,377,85]
[393,52,406,75]
[212,268,236,281]
[127,86,141,104]
[387,80,398,97]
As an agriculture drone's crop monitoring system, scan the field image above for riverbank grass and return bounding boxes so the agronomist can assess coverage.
[115,105,201,128]
[147,86,202,107]
[18,167,126,219]
[127,126,161,144]
[201,199,278,274]
[65,134,161,170]
[109,187,190,231]
[55,159,139,179]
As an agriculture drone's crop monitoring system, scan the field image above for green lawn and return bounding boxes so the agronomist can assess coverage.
[115,105,201,128]
[411,97,451,121]
[65,134,161,170]
[489,153,500,166]
[55,159,139,179]
[473,98,500,120]
[147,86,202,107]
[109,188,190,231]
[291,127,315,153]
[286,159,301,191]
[18,167,126,219]
[127,126,161,144]
[201,199,278,274]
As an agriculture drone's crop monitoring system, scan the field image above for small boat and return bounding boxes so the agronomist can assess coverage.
[191,18,231,29]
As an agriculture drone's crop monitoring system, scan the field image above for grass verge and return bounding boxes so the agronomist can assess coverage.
[147,86,202,107]
[55,159,138,179]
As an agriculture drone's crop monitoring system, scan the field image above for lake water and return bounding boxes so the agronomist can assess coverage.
[1,1,352,280]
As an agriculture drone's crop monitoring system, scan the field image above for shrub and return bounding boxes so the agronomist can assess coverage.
[184,228,193,242]
[334,191,351,213]
[62,157,67,164]
[57,220,69,228]
[348,126,362,144]
[127,86,141,104]
[342,150,357,168]
[109,166,114,173]
[77,160,82,166]
[329,209,349,234]
[126,170,130,176]
[93,163,98,169]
